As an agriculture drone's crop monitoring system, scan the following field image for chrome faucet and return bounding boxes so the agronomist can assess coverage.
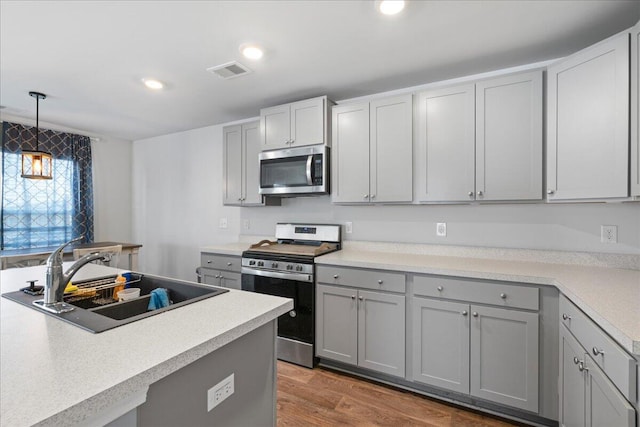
[34,237,109,314]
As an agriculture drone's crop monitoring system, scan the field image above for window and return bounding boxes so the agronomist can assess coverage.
[1,122,94,250]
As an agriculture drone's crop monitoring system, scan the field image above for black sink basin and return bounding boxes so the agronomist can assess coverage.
[2,273,228,333]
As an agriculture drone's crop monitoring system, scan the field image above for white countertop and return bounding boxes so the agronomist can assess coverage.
[315,248,640,356]
[0,264,292,427]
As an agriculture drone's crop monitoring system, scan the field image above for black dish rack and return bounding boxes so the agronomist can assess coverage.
[64,273,142,310]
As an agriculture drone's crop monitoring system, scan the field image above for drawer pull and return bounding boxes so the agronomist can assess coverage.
[378,279,383,285]
[359,296,364,301]
[351,295,356,300]
[500,293,506,299]
[573,357,580,365]
[437,286,443,291]
[227,262,232,266]
[215,274,220,279]
[472,312,478,317]
[207,260,212,264]
[333,274,339,279]
[592,347,604,356]
[562,313,571,320]
[462,310,468,316]
[578,361,589,372]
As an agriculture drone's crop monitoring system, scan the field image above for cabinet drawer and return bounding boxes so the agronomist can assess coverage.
[560,295,636,402]
[200,253,241,273]
[413,275,539,311]
[317,266,405,293]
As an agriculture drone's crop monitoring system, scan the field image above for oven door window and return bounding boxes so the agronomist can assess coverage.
[242,274,313,344]
[261,156,310,188]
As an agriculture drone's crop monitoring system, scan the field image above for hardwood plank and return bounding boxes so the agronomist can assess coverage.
[277,361,521,426]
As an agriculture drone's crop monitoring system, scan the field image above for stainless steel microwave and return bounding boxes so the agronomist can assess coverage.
[259,145,329,196]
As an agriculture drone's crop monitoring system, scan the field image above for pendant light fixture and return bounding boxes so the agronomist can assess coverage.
[21,91,53,180]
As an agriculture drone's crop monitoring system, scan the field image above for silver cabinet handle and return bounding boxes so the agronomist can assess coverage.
[437,286,443,291]
[238,198,242,201]
[290,139,295,145]
[562,313,571,320]
[358,296,364,301]
[370,194,375,199]
[214,274,220,279]
[578,361,589,372]
[377,279,383,285]
[573,357,580,365]
[462,310,468,316]
[364,194,369,199]
[468,191,474,197]
[547,189,555,195]
[472,312,478,317]
[500,293,506,299]
[289,310,296,317]
[227,262,232,266]
[351,295,355,300]
[333,274,339,279]
[592,347,604,356]
[477,191,483,196]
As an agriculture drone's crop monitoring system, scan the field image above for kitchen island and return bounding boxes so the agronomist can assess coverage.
[0,264,292,426]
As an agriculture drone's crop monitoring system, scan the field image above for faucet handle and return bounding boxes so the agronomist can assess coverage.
[47,236,84,265]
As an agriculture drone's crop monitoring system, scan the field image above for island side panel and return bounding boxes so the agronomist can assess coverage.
[137,321,277,427]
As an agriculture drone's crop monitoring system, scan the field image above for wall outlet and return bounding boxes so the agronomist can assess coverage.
[219,218,228,229]
[207,373,235,411]
[243,219,250,230]
[345,221,353,234]
[601,225,617,244]
[436,222,447,237]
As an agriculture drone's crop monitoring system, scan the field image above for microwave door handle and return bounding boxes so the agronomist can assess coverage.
[306,155,313,185]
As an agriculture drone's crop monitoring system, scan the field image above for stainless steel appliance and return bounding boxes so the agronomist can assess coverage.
[258,145,329,196]
[241,223,341,368]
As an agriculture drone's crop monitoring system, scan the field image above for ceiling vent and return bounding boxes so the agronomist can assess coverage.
[206,61,252,80]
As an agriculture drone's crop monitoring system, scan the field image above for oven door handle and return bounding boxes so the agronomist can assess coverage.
[242,267,313,283]
[306,155,313,185]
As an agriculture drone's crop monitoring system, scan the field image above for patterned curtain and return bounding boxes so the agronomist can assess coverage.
[1,121,94,249]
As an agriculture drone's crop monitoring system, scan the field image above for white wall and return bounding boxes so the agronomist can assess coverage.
[92,137,133,242]
[132,124,242,280]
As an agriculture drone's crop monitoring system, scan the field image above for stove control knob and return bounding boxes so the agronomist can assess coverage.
[249,260,256,266]
[257,261,264,267]
[271,262,278,269]
[295,265,303,271]
[286,264,293,270]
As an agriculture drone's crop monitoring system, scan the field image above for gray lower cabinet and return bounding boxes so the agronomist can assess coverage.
[200,253,241,290]
[560,325,635,427]
[413,297,539,412]
[316,283,405,377]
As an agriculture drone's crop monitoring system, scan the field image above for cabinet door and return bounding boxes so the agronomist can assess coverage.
[200,268,221,287]
[476,71,542,201]
[560,327,587,427]
[358,290,405,377]
[242,121,263,205]
[260,104,290,150]
[219,272,241,290]
[470,305,539,412]
[290,97,325,148]
[416,85,475,202]
[586,357,636,427]
[316,284,358,365]
[412,298,470,394]
[547,33,629,200]
[331,102,371,203]
[631,23,640,197]
[370,95,413,203]
[223,125,243,205]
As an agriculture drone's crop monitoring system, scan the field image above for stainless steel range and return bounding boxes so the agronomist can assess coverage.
[241,223,341,368]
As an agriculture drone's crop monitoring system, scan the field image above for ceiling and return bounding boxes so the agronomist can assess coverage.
[1,1,639,142]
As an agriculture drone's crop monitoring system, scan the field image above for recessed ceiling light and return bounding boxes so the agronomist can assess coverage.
[240,44,264,60]
[142,78,164,90]
[377,0,405,15]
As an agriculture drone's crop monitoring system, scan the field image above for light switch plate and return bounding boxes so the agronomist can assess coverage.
[345,222,353,234]
[219,218,228,229]
[436,223,447,237]
[600,225,617,243]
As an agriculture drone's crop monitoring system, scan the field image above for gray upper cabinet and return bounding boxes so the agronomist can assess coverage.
[417,84,475,203]
[223,121,264,206]
[632,22,640,198]
[547,31,630,201]
[332,94,413,204]
[260,96,330,151]
[470,305,539,413]
[475,71,542,201]
[417,70,543,203]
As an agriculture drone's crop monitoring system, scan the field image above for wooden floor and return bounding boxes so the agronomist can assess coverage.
[277,361,521,427]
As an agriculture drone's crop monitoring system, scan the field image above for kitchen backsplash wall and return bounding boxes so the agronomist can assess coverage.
[132,120,640,281]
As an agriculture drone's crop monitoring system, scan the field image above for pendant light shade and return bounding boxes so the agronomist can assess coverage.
[21,91,53,180]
